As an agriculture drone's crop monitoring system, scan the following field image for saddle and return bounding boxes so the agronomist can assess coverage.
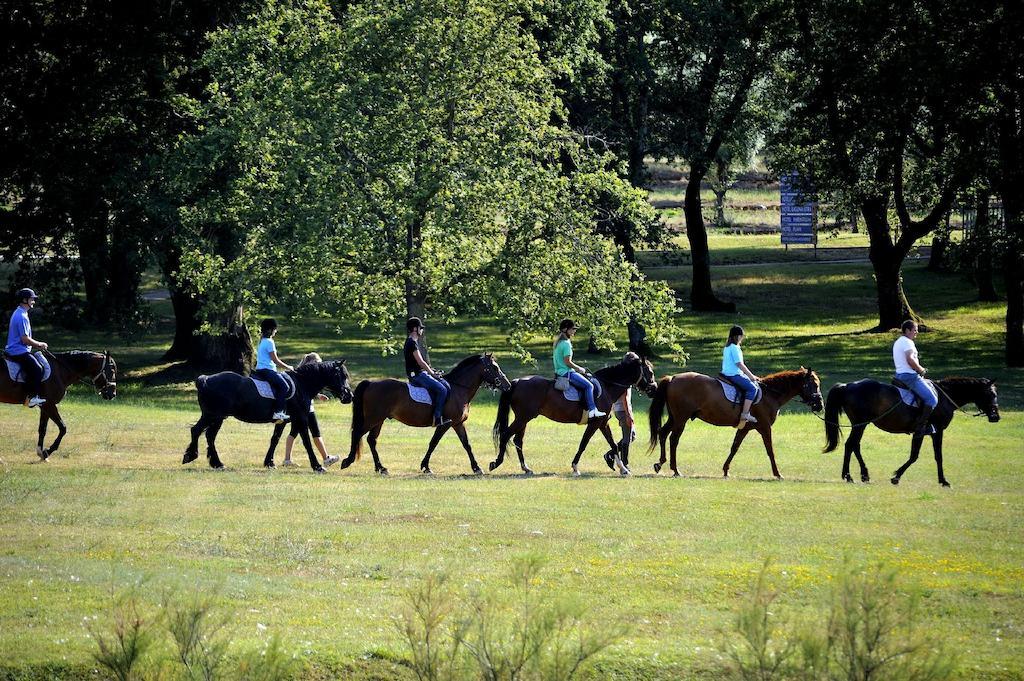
[4,352,52,384]
[717,373,762,406]
[407,383,433,405]
[251,373,296,401]
[554,374,603,403]
[891,378,937,408]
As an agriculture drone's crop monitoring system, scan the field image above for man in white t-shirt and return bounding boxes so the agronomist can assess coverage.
[893,320,938,435]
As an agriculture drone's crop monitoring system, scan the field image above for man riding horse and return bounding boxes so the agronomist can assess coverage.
[893,319,938,435]
[6,288,48,408]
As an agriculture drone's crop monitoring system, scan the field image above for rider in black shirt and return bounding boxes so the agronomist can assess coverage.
[404,317,450,426]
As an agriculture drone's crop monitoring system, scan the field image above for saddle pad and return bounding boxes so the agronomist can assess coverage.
[564,378,603,403]
[407,384,432,404]
[897,380,937,407]
[718,379,762,405]
[5,354,52,384]
[251,374,296,401]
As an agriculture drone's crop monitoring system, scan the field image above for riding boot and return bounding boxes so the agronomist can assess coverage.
[913,405,934,435]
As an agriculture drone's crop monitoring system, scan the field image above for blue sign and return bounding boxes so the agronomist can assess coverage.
[780,173,816,245]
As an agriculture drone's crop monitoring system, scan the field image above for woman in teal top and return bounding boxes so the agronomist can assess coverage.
[722,325,759,425]
[253,318,293,423]
[553,319,606,420]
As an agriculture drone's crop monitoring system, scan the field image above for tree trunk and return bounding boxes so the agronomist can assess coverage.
[75,215,111,323]
[189,302,253,374]
[974,192,999,301]
[685,170,735,312]
[1006,246,1024,367]
[927,227,949,272]
[863,200,917,330]
[164,287,202,361]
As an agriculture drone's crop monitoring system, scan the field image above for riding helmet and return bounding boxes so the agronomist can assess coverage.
[15,288,38,301]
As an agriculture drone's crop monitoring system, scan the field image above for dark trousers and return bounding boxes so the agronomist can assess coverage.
[9,352,43,396]
[411,372,450,421]
[252,368,289,413]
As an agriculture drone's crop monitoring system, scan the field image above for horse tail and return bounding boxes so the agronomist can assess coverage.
[648,376,671,453]
[492,381,515,452]
[350,380,370,461]
[823,383,846,453]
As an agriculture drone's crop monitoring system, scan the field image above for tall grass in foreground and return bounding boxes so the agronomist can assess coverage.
[724,560,956,681]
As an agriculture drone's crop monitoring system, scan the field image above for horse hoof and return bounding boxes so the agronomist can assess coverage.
[377,467,389,476]
[775,475,784,481]
[264,462,276,469]
[488,460,499,472]
[339,458,353,470]
[212,465,225,471]
[723,471,729,478]
[890,476,900,486]
[472,467,483,476]
[861,475,870,483]
[421,467,433,476]
[312,467,326,475]
[843,475,854,483]
[671,471,680,478]
[603,452,615,470]
[182,451,198,464]
[653,463,662,474]
[522,467,534,476]
[571,467,581,477]
[940,481,951,488]
[619,468,631,477]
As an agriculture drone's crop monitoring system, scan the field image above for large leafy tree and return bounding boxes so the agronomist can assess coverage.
[173,0,681,361]
[771,0,993,330]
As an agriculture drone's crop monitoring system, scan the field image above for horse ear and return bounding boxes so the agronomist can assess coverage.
[340,358,346,365]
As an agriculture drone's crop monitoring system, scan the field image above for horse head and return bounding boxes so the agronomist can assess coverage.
[326,359,354,403]
[800,367,823,412]
[94,351,117,400]
[481,353,512,392]
[980,379,1000,422]
[621,352,657,397]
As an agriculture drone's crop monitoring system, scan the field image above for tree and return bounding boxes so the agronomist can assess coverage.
[772,0,994,330]
[173,0,682,359]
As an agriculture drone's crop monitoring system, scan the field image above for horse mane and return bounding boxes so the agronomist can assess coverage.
[937,376,991,388]
[760,369,805,392]
[445,354,483,377]
[55,350,102,369]
[595,356,640,384]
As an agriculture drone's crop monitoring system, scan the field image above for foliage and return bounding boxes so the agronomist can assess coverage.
[172,0,682,357]
[164,590,234,681]
[87,586,161,681]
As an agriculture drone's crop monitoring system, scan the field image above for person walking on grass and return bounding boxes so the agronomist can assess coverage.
[281,352,339,468]
[6,288,48,408]
[405,317,451,427]
[722,325,759,427]
[253,318,292,424]
[893,319,938,435]
[553,319,605,420]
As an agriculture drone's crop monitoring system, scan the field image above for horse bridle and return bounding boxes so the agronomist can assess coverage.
[93,353,116,392]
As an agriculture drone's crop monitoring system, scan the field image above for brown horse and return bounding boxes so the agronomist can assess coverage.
[490,354,658,475]
[648,367,822,479]
[0,350,117,460]
[822,376,1000,487]
[340,354,511,475]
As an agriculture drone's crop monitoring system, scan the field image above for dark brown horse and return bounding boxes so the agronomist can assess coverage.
[0,350,117,460]
[340,354,511,475]
[648,368,822,479]
[822,376,999,487]
[490,354,658,475]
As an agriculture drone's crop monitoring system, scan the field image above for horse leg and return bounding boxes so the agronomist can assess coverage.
[842,425,866,483]
[366,424,387,476]
[654,416,674,474]
[37,404,67,460]
[599,422,629,476]
[891,434,924,485]
[932,430,949,487]
[668,425,684,477]
[571,422,600,476]
[205,419,225,469]
[491,416,522,472]
[758,428,783,480]
[722,427,752,478]
[184,415,210,464]
[852,432,870,483]
[452,423,482,475]
[513,426,531,475]
[264,422,287,468]
[419,423,452,474]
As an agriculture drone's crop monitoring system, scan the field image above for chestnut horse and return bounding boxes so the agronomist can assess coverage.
[648,367,822,479]
[0,350,117,460]
[340,354,511,475]
[822,376,999,487]
[490,354,657,475]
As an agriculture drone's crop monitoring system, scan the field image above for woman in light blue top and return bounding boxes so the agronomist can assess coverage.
[252,318,293,423]
[553,318,605,420]
[722,325,759,426]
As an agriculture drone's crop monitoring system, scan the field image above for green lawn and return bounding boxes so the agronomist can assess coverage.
[0,258,1021,679]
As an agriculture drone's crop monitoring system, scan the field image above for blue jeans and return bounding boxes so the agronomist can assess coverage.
[895,373,938,408]
[566,370,597,411]
[411,372,450,422]
[252,368,289,413]
[724,373,758,402]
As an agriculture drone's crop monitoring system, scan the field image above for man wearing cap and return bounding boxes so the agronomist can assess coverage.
[404,317,450,427]
[6,288,48,407]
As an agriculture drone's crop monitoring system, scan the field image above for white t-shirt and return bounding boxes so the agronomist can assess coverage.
[892,335,918,374]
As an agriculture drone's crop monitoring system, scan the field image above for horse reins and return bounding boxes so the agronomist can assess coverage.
[40,348,116,392]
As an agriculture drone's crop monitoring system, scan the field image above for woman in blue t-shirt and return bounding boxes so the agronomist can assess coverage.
[721,325,760,426]
[253,318,293,423]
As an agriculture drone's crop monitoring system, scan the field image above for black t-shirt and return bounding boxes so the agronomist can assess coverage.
[404,336,421,377]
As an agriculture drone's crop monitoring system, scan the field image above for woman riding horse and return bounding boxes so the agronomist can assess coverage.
[340,353,511,475]
[648,367,823,479]
[491,352,657,476]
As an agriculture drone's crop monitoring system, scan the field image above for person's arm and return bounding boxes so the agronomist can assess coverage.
[413,348,442,378]
[19,334,46,350]
[905,349,926,375]
[269,350,293,372]
[564,349,589,374]
[737,361,759,382]
[623,391,634,429]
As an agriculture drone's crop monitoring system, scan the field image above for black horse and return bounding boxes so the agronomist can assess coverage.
[823,376,1000,487]
[184,360,353,472]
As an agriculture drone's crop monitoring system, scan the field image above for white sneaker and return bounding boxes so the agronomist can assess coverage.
[741,412,758,424]
[272,411,289,422]
[281,459,297,467]
[323,455,339,467]
[27,396,46,408]
[587,408,606,419]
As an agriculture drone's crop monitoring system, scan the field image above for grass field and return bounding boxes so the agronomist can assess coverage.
[1,258,1022,679]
